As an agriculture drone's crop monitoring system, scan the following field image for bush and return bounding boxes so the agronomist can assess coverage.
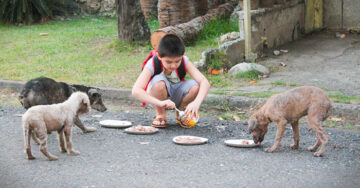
[0,0,75,24]
[206,50,231,70]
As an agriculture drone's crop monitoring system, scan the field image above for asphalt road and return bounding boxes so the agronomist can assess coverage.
[1,106,359,188]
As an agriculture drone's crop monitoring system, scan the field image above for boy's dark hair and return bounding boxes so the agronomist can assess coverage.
[157,34,185,57]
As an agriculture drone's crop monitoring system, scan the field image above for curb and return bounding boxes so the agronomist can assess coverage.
[1,80,359,122]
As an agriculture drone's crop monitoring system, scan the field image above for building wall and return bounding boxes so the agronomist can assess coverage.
[324,0,360,29]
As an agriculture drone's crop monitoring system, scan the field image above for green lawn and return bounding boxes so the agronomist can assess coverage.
[0,16,239,88]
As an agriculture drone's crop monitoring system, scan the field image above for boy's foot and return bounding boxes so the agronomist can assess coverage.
[151,117,167,128]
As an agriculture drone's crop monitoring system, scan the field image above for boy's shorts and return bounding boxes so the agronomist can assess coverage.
[147,73,199,107]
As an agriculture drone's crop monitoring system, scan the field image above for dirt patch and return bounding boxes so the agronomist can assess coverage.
[255,31,360,96]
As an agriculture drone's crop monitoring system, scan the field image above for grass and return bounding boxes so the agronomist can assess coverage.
[271,81,301,87]
[235,70,263,80]
[0,16,242,88]
[328,94,360,104]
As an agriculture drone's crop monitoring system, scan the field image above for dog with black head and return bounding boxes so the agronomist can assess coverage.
[18,77,107,133]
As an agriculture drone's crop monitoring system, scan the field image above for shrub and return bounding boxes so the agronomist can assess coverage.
[207,50,231,70]
[0,0,75,24]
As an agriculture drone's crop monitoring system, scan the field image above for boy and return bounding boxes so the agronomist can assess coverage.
[132,34,210,128]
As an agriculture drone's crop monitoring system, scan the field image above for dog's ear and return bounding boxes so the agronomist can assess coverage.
[248,118,258,134]
[88,88,98,97]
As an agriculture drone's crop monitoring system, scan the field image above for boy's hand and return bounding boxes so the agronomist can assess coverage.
[184,101,201,116]
[158,99,176,109]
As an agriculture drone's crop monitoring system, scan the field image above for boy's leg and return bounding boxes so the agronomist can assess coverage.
[148,74,171,127]
[178,85,199,111]
[169,80,199,120]
[150,80,167,119]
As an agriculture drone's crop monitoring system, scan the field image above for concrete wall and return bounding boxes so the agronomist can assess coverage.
[324,0,360,29]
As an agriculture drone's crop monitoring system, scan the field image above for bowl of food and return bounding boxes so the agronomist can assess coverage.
[179,112,199,128]
[224,139,259,148]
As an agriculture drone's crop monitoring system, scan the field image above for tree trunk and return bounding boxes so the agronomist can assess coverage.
[180,0,208,22]
[151,2,234,49]
[195,0,208,16]
[158,0,182,28]
[208,0,226,9]
[140,0,158,20]
[117,0,150,42]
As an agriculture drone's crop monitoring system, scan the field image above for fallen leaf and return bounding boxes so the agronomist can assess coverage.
[207,67,212,74]
[249,80,257,84]
[39,33,48,36]
[211,69,219,75]
[280,62,287,67]
[233,115,241,122]
[329,117,342,122]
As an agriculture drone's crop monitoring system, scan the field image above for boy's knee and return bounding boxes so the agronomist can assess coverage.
[152,81,166,91]
[188,85,199,96]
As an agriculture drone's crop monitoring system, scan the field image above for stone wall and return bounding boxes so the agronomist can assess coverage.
[76,0,116,17]
[324,0,360,29]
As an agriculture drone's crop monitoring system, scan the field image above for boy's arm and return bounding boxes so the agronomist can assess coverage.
[132,69,175,108]
[185,61,211,114]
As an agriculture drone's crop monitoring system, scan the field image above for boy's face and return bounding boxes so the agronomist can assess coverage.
[158,55,182,72]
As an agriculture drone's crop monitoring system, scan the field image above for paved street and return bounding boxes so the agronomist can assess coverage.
[1,106,359,187]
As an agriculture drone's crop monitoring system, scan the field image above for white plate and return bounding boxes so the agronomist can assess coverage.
[224,139,259,148]
[172,135,208,145]
[124,125,159,135]
[99,120,132,128]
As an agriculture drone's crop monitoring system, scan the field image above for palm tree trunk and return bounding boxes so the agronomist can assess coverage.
[117,0,150,42]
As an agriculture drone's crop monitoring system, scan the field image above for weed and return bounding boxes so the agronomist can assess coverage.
[328,94,360,104]
[235,70,264,80]
[206,74,232,88]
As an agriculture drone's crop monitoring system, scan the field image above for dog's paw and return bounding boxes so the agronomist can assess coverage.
[313,152,323,157]
[307,146,317,152]
[48,156,58,161]
[83,126,97,133]
[27,155,36,160]
[290,144,299,150]
[60,148,67,153]
[264,147,275,152]
[68,150,80,155]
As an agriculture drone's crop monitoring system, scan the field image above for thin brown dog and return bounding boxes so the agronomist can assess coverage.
[248,86,332,157]
[22,92,90,160]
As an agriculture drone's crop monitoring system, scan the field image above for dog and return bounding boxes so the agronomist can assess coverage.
[248,86,332,157]
[18,77,107,133]
[22,92,90,160]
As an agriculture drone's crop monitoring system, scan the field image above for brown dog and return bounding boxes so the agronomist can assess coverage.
[22,92,90,160]
[248,86,332,157]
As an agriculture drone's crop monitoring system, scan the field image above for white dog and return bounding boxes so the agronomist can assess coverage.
[22,92,90,160]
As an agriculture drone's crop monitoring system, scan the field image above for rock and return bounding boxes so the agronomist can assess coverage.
[273,50,281,56]
[335,32,341,38]
[228,63,270,76]
[217,32,241,43]
[230,4,241,22]
[99,0,116,17]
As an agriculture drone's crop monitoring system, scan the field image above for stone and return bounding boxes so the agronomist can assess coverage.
[273,50,281,56]
[228,63,270,77]
[217,32,241,43]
